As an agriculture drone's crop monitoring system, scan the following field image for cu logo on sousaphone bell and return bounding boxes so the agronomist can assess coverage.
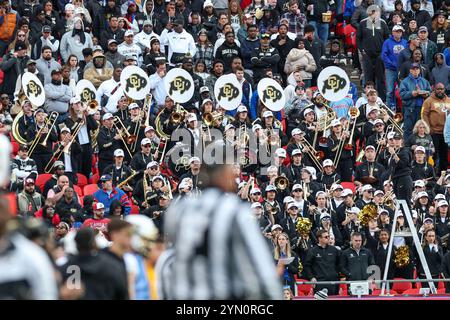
[262,86,282,103]
[218,83,239,101]
[169,76,191,95]
[81,88,96,102]
[322,74,347,93]
[126,73,147,91]
[26,80,42,98]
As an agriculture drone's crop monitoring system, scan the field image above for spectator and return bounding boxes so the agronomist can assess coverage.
[60,16,94,63]
[31,25,60,61]
[117,30,143,66]
[99,15,125,51]
[105,39,126,70]
[251,32,280,83]
[160,18,196,67]
[429,10,448,52]
[0,41,30,98]
[422,83,449,172]
[215,31,242,73]
[406,0,431,28]
[84,51,113,88]
[400,63,431,137]
[281,0,307,36]
[274,232,300,293]
[0,0,19,56]
[36,46,62,84]
[284,39,316,88]
[17,177,43,218]
[82,202,111,232]
[418,25,438,69]
[93,174,131,216]
[44,69,73,121]
[55,187,83,221]
[382,25,407,111]
[398,47,431,81]
[431,53,450,93]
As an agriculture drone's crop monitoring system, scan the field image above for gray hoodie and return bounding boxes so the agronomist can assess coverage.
[60,17,93,63]
[44,82,73,114]
[431,53,450,91]
[36,57,61,84]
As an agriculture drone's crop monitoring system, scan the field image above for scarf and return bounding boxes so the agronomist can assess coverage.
[72,27,86,45]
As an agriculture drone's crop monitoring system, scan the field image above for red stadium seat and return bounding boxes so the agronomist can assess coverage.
[73,185,83,197]
[437,288,445,294]
[371,289,398,295]
[295,279,313,296]
[392,278,412,294]
[83,184,99,196]
[11,141,19,156]
[402,288,420,295]
[130,205,140,215]
[35,174,53,191]
[76,173,88,189]
[339,283,348,296]
[89,173,99,184]
[341,182,356,193]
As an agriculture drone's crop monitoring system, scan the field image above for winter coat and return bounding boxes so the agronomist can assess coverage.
[59,17,93,63]
[284,48,317,80]
[36,57,62,84]
[43,82,73,114]
[431,53,450,92]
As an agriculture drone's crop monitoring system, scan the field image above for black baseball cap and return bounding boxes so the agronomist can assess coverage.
[51,69,61,75]
[42,25,52,33]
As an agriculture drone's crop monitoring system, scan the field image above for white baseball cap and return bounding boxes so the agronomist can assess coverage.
[415,146,426,153]
[303,108,315,116]
[287,203,298,210]
[265,185,277,192]
[365,145,376,151]
[374,190,384,197]
[128,102,140,110]
[323,159,334,167]
[417,191,429,198]
[94,202,105,210]
[292,149,302,156]
[435,193,446,200]
[361,184,374,192]
[70,96,81,104]
[224,124,235,132]
[320,212,331,220]
[383,180,393,186]
[146,161,159,169]
[414,180,425,188]
[251,202,262,209]
[187,113,197,122]
[262,111,273,118]
[203,0,213,8]
[102,113,113,120]
[331,119,341,127]
[250,188,261,195]
[271,224,283,232]
[291,128,303,136]
[331,183,343,191]
[345,207,360,215]
[145,126,155,133]
[292,184,303,191]
[374,118,384,125]
[189,156,201,164]
[283,196,294,203]
[114,149,124,157]
[237,105,248,113]
[342,188,354,197]
[438,200,449,207]
[387,132,395,140]
[141,138,152,145]
[124,30,134,37]
[152,175,164,182]
[61,127,71,133]
[392,24,405,32]
[275,148,286,158]
[302,166,316,178]
[252,124,262,132]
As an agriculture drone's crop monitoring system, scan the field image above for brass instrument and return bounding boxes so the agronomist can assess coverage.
[275,176,289,190]
[203,111,223,126]
[130,96,152,153]
[142,173,153,207]
[43,120,84,173]
[154,108,171,139]
[111,116,135,158]
[143,93,152,128]
[116,169,138,189]
[91,124,100,150]
[382,190,396,211]
[28,111,59,156]
[378,102,403,134]
[315,104,337,146]
[334,107,359,166]
[238,122,250,148]
[170,103,187,125]
[88,99,99,113]
[298,134,324,172]
[12,110,28,145]
[302,181,310,201]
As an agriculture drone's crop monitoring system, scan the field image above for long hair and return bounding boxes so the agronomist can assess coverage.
[228,0,243,25]
[412,119,430,135]
[432,17,448,31]
[422,228,437,247]
[274,232,292,260]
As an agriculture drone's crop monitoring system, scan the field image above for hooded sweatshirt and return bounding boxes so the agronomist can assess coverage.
[381,35,408,71]
[60,17,93,63]
[284,48,317,80]
[422,91,450,134]
[431,53,450,91]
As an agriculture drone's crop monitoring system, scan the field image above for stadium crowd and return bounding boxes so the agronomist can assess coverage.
[1,0,450,300]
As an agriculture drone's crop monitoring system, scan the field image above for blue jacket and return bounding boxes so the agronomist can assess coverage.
[381,36,408,71]
[93,187,131,216]
[399,74,431,110]
[344,0,356,19]
[249,90,282,121]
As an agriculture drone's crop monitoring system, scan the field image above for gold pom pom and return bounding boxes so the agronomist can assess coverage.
[296,217,312,238]
[394,245,410,268]
[358,203,378,227]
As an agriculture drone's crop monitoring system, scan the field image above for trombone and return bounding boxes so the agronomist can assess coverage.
[112,116,135,158]
[299,134,324,172]
[378,102,403,134]
[28,111,59,156]
[43,120,84,173]
[334,107,360,166]
[130,95,152,153]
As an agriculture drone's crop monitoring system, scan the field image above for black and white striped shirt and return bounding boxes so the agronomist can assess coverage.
[161,188,282,300]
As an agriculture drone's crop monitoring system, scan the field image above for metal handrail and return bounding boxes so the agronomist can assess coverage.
[294,278,450,297]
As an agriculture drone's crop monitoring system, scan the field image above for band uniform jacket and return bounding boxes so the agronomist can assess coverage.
[97,126,120,162]
[416,244,443,277]
[64,114,98,145]
[25,123,58,154]
[102,164,134,188]
[354,160,385,189]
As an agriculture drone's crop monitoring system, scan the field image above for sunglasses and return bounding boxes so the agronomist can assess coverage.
[252,192,261,195]
[293,189,302,192]
[149,167,158,170]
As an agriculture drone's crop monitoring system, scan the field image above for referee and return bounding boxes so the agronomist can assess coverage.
[160,143,283,300]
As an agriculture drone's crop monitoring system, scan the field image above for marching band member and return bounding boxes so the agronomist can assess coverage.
[262,185,282,224]
[361,105,381,143]
[290,183,310,219]
[143,126,160,158]
[286,148,305,183]
[329,183,344,218]
[411,146,436,183]
[327,119,353,182]
[10,144,38,192]
[178,157,202,196]
[366,118,386,149]
[300,166,322,204]
[64,96,98,178]
[17,100,35,141]
[97,112,120,175]
[103,149,134,191]
[354,145,386,190]
[53,127,81,183]
[113,95,131,123]
[298,108,316,144]
[378,131,396,168]
[132,161,161,207]
[124,102,146,154]
[389,132,413,204]
[231,105,251,132]
[25,108,58,173]
[97,66,124,113]
[130,138,154,183]
[316,159,340,191]
[261,110,287,146]
[355,185,375,209]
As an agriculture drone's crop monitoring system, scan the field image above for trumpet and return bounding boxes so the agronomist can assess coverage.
[28,111,59,156]
[203,111,223,126]
[170,104,187,125]
[88,100,99,113]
